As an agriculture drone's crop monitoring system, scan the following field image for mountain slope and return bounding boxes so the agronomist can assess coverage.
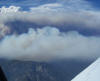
[0,59,92,81]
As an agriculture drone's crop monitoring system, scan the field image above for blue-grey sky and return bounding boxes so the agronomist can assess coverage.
[87,0,100,8]
[0,0,100,9]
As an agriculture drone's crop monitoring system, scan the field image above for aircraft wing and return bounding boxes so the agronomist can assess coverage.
[71,58,100,81]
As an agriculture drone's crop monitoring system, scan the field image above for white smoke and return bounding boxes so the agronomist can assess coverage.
[0,24,10,38]
[0,6,20,13]
[0,27,100,61]
[0,0,100,34]
[0,0,100,61]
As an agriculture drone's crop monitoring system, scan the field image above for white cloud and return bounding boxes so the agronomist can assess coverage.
[0,6,20,13]
[0,0,100,33]
[0,27,100,61]
[0,0,100,61]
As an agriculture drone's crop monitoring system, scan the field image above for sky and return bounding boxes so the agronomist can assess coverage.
[87,0,100,8]
[0,0,100,9]
[0,0,100,62]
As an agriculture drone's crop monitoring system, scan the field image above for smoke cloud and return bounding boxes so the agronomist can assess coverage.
[0,27,100,61]
[0,0,100,61]
[0,0,100,36]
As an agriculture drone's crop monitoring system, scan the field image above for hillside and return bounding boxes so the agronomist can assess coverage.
[0,59,91,81]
